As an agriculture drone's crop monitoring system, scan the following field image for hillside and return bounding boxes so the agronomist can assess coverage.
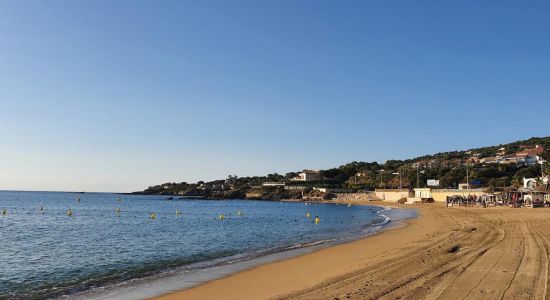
[137,136,550,199]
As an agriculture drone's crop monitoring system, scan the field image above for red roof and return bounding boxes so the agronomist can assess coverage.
[516,145,544,157]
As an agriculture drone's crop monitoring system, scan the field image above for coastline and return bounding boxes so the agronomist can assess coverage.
[154,202,550,299]
[67,200,414,300]
[152,200,425,300]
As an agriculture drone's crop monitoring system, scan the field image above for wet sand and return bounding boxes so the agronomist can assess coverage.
[154,202,550,299]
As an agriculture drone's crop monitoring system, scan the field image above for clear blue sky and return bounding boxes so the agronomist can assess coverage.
[1,1,549,192]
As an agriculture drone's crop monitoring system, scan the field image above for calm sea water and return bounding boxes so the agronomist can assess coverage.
[0,191,415,299]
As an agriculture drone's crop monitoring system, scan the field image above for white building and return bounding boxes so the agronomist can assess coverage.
[291,170,322,182]
[262,182,286,187]
[414,188,432,199]
[523,178,538,190]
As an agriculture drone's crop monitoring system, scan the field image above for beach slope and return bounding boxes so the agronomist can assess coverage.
[155,204,550,299]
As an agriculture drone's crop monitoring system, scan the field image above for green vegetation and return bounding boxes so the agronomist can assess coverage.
[138,136,550,198]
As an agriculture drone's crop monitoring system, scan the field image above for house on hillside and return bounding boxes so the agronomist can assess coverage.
[466,156,481,164]
[516,145,544,157]
[480,156,502,164]
[262,182,286,187]
[480,145,545,166]
[515,145,545,166]
[291,170,322,182]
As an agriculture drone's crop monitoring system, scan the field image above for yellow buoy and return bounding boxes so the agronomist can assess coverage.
[218,214,224,220]
[306,212,311,218]
[67,209,73,216]
[237,210,242,216]
[150,213,157,219]
[314,216,320,224]
[2,208,7,215]
[176,210,182,215]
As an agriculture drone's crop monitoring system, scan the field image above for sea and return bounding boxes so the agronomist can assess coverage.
[0,191,416,299]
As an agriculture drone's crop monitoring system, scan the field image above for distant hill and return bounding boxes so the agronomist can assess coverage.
[137,136,550,199]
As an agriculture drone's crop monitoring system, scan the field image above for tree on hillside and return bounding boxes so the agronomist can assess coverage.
[285,172,298,180]
[543,162,550,177]
[511,177,523,189]
[515,166,540,179]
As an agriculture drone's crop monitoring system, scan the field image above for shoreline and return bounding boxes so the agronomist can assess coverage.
[152,200,425,300]
[155,203,550,299]
[68,201,415,300]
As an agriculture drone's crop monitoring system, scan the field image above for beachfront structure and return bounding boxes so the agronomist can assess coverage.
[524,193,545,205]
[458,183,470,190]
[290,170,322,182]
[376,188,486,203]
[414,188,433,199]
[523,178,538,189]
[375,189,414,202]
[430,189,486,202]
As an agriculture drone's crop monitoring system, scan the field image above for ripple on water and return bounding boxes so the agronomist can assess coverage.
[0,191,416,298]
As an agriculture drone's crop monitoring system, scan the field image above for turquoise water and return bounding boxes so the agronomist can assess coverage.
[0,191,415,299]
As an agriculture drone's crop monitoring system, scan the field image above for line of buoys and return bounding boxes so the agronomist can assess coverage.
[149,213,157,219]
[306,212,311,218]
[2,208,6,215]
[67,209,73,216]
[176,210,182,215]
[314,216,320,224]
[218,214,224,220]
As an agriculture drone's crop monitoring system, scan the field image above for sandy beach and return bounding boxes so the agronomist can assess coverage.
[154,201,550,299]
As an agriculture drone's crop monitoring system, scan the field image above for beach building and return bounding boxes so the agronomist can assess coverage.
[414,188,433,199]
[407,188,487,202]
[291,170,322,182]
[431,188,486,202]
[399,188,435,205]
[458,183,470,190]
[523,178,538,190]
[375,189,413,202]
[524,193,545,205]
[375,188,487,203]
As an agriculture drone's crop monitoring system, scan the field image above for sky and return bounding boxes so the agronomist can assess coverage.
[0,0,549,192]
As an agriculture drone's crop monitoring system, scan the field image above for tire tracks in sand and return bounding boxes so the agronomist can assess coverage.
[285,208,550,300]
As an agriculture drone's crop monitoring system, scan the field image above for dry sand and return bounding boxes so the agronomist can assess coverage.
[154,202,550,299]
